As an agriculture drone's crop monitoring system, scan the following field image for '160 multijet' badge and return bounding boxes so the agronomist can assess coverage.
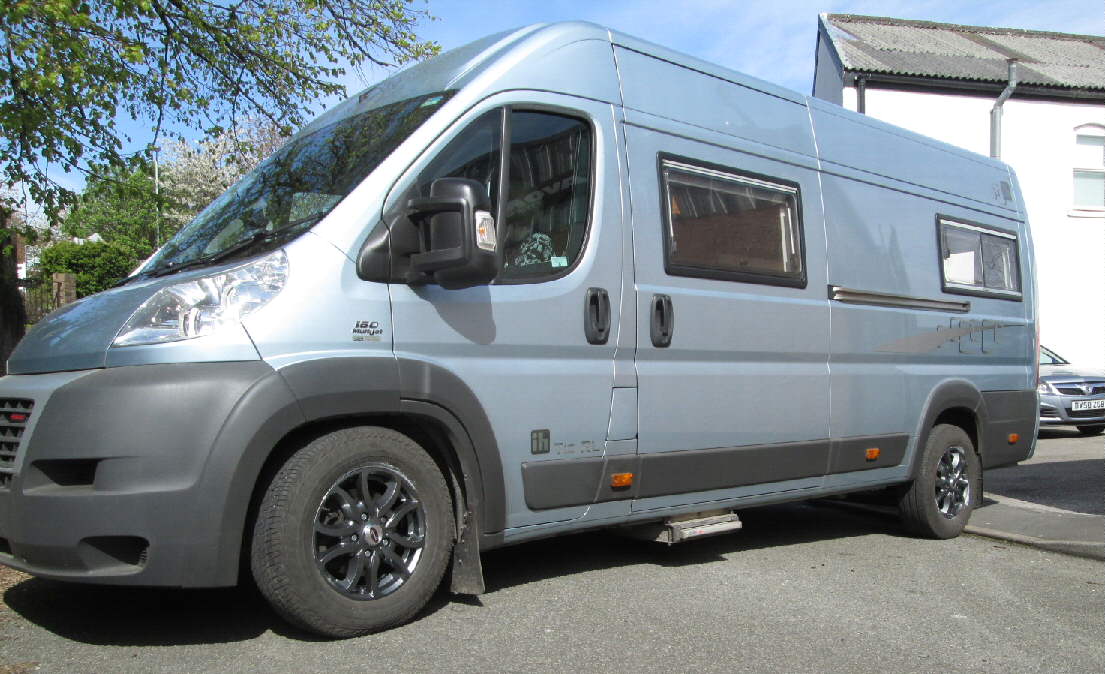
[352,320,384,342]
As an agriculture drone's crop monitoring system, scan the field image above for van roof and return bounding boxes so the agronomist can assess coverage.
[303,21,1018,219]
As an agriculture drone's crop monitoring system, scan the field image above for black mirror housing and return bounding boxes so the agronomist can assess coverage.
[407,178,498,289]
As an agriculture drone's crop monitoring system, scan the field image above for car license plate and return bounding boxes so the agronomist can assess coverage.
[1072,399,1105,411]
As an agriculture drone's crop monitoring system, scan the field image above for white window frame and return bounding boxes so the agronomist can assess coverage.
[1072,123,1105,216]
[937,217,1022,301]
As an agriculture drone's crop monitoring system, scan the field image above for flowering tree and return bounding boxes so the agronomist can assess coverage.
[0,0,438,366]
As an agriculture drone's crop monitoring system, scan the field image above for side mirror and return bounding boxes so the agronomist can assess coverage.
[407,178,498,289]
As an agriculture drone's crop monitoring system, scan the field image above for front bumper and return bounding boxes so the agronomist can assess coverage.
[1039,392,1105,428]
[0,362,302,587]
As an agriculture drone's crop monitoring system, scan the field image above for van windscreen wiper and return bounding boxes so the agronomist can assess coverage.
[146,218,318,279]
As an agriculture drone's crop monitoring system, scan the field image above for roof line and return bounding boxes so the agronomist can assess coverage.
[824,13,1105,43]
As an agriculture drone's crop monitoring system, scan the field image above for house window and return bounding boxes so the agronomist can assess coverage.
[1073,125,1104,211]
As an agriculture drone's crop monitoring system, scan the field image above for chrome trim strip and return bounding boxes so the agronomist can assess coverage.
[829,286,970,313]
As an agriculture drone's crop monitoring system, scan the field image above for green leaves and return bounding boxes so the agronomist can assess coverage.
[0,0,439,227]
[60,160,167,259]
[37,239,138,297]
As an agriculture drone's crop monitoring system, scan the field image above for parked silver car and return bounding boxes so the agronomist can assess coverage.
[1038,346,1105,435]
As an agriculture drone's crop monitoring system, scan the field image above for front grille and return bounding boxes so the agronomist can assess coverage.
[1054,382,1105,395]
[0,398,34,489]
[1040,406,1060,418]
[1068,408,1105,419]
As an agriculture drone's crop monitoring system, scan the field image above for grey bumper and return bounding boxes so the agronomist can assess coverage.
[0,362,304,587]
[1039,393,1105,427]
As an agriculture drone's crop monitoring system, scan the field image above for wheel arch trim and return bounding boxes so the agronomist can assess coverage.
[907,379,986,481]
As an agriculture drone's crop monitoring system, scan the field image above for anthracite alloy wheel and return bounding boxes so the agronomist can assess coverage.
[252,427,454,638]
[313,464,426,600]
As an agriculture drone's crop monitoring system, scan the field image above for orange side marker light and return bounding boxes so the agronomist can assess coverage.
[865,447,880,461]
[610,472,634,489]
[1008,433,1020,444]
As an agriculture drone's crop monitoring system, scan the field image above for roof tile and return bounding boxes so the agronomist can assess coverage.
[823,14,1105,91]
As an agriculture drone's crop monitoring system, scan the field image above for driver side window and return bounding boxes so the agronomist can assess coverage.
[412,107,593,283]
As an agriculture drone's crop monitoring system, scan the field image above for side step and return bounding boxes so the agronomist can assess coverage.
[618,510,742,545]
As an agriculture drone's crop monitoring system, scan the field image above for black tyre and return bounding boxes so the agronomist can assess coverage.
[251,426,454,638]
[898,424,980,539]
[1076,425,1104,436]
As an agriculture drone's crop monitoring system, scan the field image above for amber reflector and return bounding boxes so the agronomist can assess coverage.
[865,448,880,461]
[1008,433,1020,444]
[610,472,634,488]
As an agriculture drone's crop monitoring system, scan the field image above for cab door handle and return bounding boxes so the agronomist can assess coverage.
[584,287,610,345]
[650,294,674,348]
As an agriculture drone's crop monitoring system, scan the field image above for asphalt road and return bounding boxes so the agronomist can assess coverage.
[985,427,1103,515]
[2,495,1102,673]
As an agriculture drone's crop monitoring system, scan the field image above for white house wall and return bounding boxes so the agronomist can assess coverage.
[841,86,1104,368]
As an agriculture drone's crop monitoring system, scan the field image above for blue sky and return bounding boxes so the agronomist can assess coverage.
[50,0,1105,194]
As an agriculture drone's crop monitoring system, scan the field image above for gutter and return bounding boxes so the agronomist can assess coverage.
[990,60,1019,159]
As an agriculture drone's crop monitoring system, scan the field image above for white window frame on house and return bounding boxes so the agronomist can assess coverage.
[1072,123,1105,216]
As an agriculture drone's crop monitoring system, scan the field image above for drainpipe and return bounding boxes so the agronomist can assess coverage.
[856,75,866,114]
[990,60,1019,159]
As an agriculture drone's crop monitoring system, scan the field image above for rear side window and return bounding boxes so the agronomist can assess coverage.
[938,217,1021,299]
[660,157,805,287]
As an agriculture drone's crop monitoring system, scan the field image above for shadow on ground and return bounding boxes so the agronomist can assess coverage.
[479,502,904,593]
[984,458,1104,515]
[3,502,904,646]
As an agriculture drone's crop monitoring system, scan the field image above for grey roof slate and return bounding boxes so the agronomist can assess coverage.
[822,14,1105,91]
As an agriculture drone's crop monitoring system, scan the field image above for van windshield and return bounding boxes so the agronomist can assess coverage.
[139,91,455,277]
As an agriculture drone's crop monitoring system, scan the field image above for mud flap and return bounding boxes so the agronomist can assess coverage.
[449,510,485,595]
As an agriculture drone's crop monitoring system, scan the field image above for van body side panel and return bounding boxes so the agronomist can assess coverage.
[614,46,816,158]
[810,102,1035,471]
[805,97,1020,220]
[618,48,833,510]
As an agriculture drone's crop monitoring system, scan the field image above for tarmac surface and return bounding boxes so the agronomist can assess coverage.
[972,427,1103,560]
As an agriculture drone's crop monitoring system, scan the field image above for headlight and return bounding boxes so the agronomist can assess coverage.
[113,250,288,347]
[1037,381,1056,395]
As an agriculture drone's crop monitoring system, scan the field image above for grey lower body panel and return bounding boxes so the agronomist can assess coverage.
[521,434,908,510]
[0,361,301,587]
[981,389,1037,469]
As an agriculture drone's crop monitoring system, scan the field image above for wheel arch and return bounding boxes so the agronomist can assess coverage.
[214,356,505,587]
[907,379,987,481]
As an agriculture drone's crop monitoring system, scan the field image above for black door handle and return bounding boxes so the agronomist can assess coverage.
[584,287,610,345]
[650,294,674,348]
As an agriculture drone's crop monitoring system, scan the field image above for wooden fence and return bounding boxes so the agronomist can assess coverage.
[20,273,77,324]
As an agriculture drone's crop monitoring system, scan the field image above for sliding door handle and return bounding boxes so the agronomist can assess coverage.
[650,294,674,348]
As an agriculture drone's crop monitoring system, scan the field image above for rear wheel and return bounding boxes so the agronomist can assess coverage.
[251,427,454,638]
[1076,425,1104,436]
[898,424,980,539]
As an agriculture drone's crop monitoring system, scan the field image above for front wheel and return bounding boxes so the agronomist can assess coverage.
[898,424,981,539]
[251,427,454,638]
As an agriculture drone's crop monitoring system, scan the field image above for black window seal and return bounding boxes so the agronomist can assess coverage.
[492,105,598,286]
[657,152,808,289]
[935,214,1023,303]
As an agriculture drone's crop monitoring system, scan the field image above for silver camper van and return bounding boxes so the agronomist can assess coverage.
[0,23,1037,637]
